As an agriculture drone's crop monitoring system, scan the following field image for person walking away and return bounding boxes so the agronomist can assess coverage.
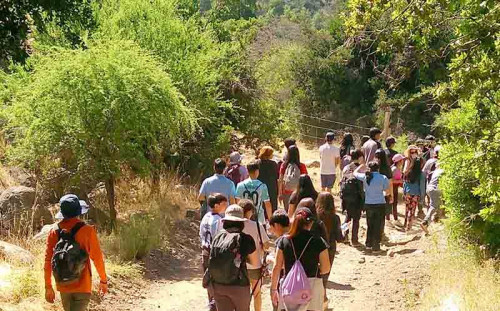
[390,154,406,224]
[257,146,279,212]
[375,149,393,242]
[415,139,428,218]
[268,209,290,311]
[236,160,273,226]
[319,132,341,192]
[339,133,355,171]
[44,194,107,311]
[362,127,383,163]
[384,136,398,167]
[296,198,329,243]
[360,135,370,147]
[340,149,365,245]
[316,192,343,308]
[200,194,228,311]
[283,138,297,162]
[240,200,271,311]
[288,175,318,218]
[402,146,424,231]
[270,207,331,311]
[420,162,444,233]
[354,162,390,252]
[225,152,249,186]
[199,158,237,218]
[208,205,259,311]
[279,145,307,211]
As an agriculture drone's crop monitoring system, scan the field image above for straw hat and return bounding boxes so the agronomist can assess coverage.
[404,145,420,158]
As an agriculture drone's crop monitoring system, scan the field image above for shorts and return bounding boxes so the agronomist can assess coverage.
[321,174,336,188]
[248,268,262,281]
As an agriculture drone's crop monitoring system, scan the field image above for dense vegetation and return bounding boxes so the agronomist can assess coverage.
[0,0,498,251]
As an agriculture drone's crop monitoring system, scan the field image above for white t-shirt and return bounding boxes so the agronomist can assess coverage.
[319,143,340,175]
[199,212,222,255]
[243,219,270,270]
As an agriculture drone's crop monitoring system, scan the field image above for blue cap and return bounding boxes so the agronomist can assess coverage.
[55,194,89,220]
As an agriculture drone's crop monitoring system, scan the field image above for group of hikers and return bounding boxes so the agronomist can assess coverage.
[40,127,443,311]
[198,128,443,311]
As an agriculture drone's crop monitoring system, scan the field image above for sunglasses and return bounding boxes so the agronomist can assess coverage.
[410,151,418,154]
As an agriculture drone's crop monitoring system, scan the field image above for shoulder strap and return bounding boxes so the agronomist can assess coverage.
[289,236,313,261]
[255,220,264,249]
[70,222,86,239]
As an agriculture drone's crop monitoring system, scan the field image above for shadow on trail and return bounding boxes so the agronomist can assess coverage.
[326,281,355,291]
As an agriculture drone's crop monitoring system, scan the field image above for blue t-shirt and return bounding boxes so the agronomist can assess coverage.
[236,179,270,224]
[354,171,389,205]
[199,174,236,205]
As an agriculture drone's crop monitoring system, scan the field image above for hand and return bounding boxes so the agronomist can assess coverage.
[45,287,55,303]
[99,282,108,296]
[271,290,279,307]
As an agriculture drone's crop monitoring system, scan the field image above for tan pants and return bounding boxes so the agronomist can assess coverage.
[61,293,91,311]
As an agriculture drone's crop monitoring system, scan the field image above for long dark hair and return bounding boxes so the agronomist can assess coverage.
[340,133,354,158]
[316,192,335,216]
[366,161,380,185]
[284,145,300,167]
[297,174,318,202]
[288,210,313,238]
[375,148,391,178]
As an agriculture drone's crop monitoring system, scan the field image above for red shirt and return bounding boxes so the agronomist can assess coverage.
[44,218,107,293]
[279,163,308,194]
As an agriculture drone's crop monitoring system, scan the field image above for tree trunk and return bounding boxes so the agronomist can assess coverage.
[105,176,117,231]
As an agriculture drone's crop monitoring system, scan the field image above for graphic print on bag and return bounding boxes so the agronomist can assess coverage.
[242,182,263,208]
[51,222,89,285]
[280,237,313,306]
[208,230,249,286]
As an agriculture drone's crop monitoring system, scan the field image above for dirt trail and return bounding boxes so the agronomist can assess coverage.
[95,142,435,311]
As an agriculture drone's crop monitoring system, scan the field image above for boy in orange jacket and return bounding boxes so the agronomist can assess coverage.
[44,194,108,311]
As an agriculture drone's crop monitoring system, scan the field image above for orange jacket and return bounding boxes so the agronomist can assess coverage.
[44,218,107,293]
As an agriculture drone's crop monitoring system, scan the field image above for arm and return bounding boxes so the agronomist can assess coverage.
[264,201,272,222]
[386,179,394,203]
[247,249,259,267]
[44,230,58,303]
[197,193,206,203]
[88,227,108,285]
[271,249,285,306]
[319,249,331,275]
[403,159,413,176]
[288,203,296,219]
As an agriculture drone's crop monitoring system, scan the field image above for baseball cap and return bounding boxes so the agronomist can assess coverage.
[223,204,246,222]
[392,154,405,164]
[55,194,89,220]
[229,152,243,165]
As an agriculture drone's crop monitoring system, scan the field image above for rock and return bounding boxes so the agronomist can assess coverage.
[358,257,366,264]
[305,160,320,168]
[6,167,35,188]
[0,240,35,264]
[0,186,35,232]
[388,250,396,257]
[34,224,57,240]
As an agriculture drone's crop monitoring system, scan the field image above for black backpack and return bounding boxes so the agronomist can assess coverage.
[340,175,363,202]
[51,222,89,285]
[208,229,248,286]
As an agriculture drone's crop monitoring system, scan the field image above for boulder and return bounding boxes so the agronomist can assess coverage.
[0,186,36,214]
[6,167,35,188]
[305,160,320,168]
[0,241,35,264]
[33,224,57,241]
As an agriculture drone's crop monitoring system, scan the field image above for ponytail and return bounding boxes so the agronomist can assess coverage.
[288,210,313,238]
[366,161,380,185]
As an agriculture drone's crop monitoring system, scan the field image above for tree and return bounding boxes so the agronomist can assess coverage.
[5,41,197,228]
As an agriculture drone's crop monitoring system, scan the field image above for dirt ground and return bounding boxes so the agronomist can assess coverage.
[93,142,436,311]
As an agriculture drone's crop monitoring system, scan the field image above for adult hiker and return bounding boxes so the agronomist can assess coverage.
[384,136,398,167]
[423,145,441,182]
[208,205,259,311]
[200,194,228,311]
[375,148,393,241]
[224,151,249,186]
[319,132,341,192]
[236,159,272,225]
[279,145,308,211]
[422,135,437,161]
[362,127,383,163]
[44,194,107,311]
[316,192,343,308]
[270,207,331,311]
[257,146,279,212]
[402,145,424,231]
[288,175,318,219]
[340,149,365,245]
[340,133,355,170]
[421,162,444,233]
[390,154,406,223]
[240,200,270,311]
[199,158,237,218]
[354,162,390,252]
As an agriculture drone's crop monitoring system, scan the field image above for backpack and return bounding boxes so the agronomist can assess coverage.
[51,222,89,285]
[225,164,242,186]
[283,163,301,192]
[280,237,313,307]
[208,230,248,286]
[340,175,362,202]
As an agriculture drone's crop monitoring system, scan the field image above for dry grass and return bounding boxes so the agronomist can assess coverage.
[420,235,500,311]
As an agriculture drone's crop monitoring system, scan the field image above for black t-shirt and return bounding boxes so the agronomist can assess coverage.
[278,231,327,278]
[240,232,257,257]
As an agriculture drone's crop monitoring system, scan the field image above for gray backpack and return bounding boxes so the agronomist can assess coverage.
[284,163,301,191]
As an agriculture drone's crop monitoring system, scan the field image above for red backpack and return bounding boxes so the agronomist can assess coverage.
[225,164,242,186]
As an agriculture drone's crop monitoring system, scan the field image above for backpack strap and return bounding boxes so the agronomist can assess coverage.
[289,236,313,261]
[70,222,86,239]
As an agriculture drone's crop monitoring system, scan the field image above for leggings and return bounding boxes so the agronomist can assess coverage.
[404,194,420,229]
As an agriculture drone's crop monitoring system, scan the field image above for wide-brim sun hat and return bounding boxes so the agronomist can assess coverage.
[55,194,90,220]
[223,204,246,222]
[392,154,406,164]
